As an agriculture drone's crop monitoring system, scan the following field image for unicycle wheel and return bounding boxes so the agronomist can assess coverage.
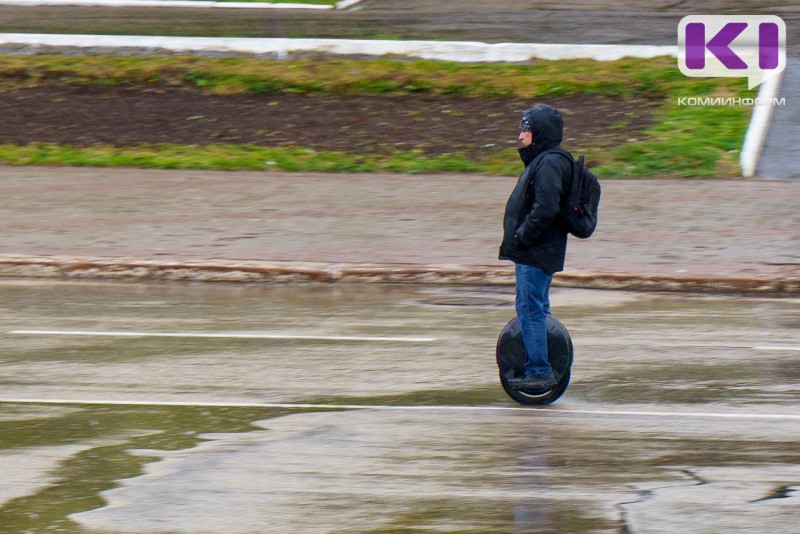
[496,315,573,405]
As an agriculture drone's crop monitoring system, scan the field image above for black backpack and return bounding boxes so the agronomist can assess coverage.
[552,150,601,239]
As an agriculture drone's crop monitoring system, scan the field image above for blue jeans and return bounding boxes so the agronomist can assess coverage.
[515,264,553,377]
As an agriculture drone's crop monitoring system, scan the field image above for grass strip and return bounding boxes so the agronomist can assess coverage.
[0,143,517,174]
[0,55,756,177]
[0,54,724,99]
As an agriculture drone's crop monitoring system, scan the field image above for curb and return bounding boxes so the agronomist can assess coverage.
[740,70,784,177]
[0,256,514,285]
[1,256,796,296]
[0,0,365,9]
[0,34,677,62]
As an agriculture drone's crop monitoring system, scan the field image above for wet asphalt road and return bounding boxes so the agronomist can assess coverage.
[1,2,799,531]
[2,280,800,533]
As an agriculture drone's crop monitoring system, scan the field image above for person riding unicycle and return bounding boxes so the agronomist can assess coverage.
[498,104,573,390]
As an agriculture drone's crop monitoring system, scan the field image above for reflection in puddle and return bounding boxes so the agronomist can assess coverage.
[71,410,617,533]
[70,408,800,533]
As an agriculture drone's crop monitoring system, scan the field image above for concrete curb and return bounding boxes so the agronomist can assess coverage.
[0,33,677,62]
[1,256,796,295]
[0,0,365,9]
[740,70,785,177]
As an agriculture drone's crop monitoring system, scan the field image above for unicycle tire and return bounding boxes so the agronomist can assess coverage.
[496,315,573,405]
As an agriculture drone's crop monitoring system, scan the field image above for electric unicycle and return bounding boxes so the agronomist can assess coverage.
[496,315,573,405]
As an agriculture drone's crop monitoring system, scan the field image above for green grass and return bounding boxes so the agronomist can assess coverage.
[595,104,748,178]
[0,54,756,178]
[0,54,725,99]
[0,143,510,174]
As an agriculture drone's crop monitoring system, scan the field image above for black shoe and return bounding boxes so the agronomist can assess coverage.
[507,371,557,390]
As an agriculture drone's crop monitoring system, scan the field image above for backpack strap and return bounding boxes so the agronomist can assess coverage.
[546,147,575,167]
[540,148,580,230]
[542,147,576,196]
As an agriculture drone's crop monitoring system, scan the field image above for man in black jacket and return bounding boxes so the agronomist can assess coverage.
[499,104,572,390]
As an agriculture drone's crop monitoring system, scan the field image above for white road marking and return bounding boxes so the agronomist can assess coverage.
[577,339,800,351]
[13,330,798,350]
[1,398,799,421]
[753,345,800,351]
[8,329,437,343]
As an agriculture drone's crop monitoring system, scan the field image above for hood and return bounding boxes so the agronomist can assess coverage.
[523,104,563,148]
[519,104,563,165]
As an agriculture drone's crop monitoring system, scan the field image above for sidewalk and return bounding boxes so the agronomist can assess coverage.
[1,166,798,294]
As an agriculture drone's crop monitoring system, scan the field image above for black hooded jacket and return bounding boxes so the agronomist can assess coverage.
[498,104,573,274]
